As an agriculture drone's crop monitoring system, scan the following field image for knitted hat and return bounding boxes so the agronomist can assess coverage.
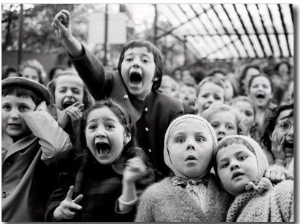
[2,77,50,105]
[164,114,218,178]
[214,135,269,179]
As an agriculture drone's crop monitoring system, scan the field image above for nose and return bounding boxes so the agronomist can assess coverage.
[217,126,226,135]
[10,108,20,120]
[286,127,294,139]
[65,89,74,97]
[230,163,239,171]
[132,59,141,68]
[186,138,195,151]
[96,127,107,138]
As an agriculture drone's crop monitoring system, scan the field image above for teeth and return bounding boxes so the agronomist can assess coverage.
[95,142,110,156]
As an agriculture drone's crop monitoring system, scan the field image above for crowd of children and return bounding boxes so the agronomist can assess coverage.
[1,9,294,222]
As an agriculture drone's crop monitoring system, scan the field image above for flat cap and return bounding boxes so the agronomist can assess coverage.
[2,77,50,105]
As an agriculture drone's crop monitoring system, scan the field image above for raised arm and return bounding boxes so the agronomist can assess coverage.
[52,10,110,100]
[52,10,83,58]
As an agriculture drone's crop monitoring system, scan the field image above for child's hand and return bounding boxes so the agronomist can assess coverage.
[35,101,48,112]
[50,104,70,128]
[123,157,147,184]
[52,10,72,40]
[53,186,83,221]
[271,131,286,161]
[264,166,286,183]
[66,102,84,125]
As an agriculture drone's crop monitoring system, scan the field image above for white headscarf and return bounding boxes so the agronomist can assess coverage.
[164,114,217,178]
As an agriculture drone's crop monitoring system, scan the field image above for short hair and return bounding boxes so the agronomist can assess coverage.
[47,70,94,111]
[275,61,291,74]
[260,103,294,151]
[202,103,244,135]
[229,96,257,119]
[2,85,43,106]
[208,70,227,79]
[117,39,163,90]
[196,76,226,96]
[248,73,274,92]
[213,137,253,176]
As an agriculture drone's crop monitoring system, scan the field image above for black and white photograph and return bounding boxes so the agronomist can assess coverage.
[1,3,296,222]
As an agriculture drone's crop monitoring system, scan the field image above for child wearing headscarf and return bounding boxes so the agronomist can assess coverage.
[135,114,232,222]
[214,135,293,222]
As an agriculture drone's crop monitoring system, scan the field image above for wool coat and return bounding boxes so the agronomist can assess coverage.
[135,174,233,222]
[70,46,184,179]
[2,111,72,222]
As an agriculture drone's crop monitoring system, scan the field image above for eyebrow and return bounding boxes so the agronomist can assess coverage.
[279,115,293,121]
[87,117,117,124]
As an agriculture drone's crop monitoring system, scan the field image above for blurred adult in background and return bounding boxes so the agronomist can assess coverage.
[2,65,19,79]
[20,59,46,85]
[274,61,292,89]
[238,64,260,96]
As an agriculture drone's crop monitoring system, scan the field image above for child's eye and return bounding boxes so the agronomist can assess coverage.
[105,123,115,129]
[226,124,234,130]
[19,106,29,111]
[73,89,81,95]
[175,137,185,143]
[238,155,247,161]
[220,162,229,169]
[202,94,209,98]
[142,59,149,63]
[125,58,133,62]
[211,123,219,129]
[196,136,206,142]
[214,95,221,100]
[245,111,253,117]
[3,105,11,111]
[88,124,97,131]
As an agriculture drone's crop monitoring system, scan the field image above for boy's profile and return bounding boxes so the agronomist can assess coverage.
[2,77,72,222]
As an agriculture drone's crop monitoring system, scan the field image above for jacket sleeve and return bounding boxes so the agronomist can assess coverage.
[69,44,113,100]
[22,111,72,166]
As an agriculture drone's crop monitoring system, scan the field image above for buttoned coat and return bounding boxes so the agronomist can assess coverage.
[70,46,184,179]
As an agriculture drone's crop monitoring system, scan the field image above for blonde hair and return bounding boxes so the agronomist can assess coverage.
[21,59,46,84]
[202,103,245,135]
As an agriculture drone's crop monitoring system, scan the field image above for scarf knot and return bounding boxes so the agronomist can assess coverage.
[171,176,208,188]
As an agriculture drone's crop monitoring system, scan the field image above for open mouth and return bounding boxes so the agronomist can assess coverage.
[185,155,197,161]
[95,142,111,156]
[129,72,142,85]
[232,171,243,179]
[256,93,265,100]
[63,101,75,109]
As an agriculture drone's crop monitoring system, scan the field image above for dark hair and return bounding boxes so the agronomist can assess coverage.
[80,99,135,149]
[275,61,291,74]
[117,39,163,90]
[48,66,66,81]
[2,85,43,106]
[47,71,94,111]
[2,66,18,80]
[260,103,294,152]
[208,70,227,79]
[239,65,260,95]
[248,73,274,92]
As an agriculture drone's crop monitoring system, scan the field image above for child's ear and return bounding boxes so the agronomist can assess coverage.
[124,132,131,145]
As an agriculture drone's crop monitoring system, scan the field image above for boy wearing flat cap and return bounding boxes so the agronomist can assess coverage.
[2,77,72,222]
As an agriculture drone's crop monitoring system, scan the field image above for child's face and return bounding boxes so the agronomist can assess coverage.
[242,68,260,94]
[216,143,258,195]
[121,47,156,100]
[178,85,197,107]
[197,82,225,114]
[22,67,39,83]
[2,95,36,141]
[168,120,214,178]
[233,101,255,135]
[210,111,238,142]
[85,106,130,165]
[272,109,294,158]
[54,75,85,110]
[160,78,174,97]
[249,76,272,108]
